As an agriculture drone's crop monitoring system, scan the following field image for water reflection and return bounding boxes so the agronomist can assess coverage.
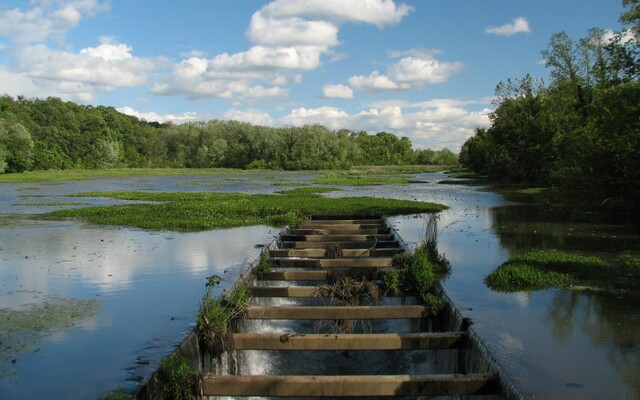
[546,290,640,399]
[0,200,278,398]
[1,172,639,399]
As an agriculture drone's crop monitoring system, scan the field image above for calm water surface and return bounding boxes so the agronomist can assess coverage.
[0,172,638,399]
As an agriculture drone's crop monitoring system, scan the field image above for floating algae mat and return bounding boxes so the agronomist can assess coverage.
[0,294,102,377]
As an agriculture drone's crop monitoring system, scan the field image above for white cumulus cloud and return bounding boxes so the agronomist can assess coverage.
[348,49,463,92]
[117,106,201,123]
[279,98,492,150]
[485,17,531,37]
[0,0,109,45]
[16,43,157,90]
[322,84,354,99]
[247,12,339,47]
[259,0,412,28]
[155,0,412,102]
[223,109,275,126]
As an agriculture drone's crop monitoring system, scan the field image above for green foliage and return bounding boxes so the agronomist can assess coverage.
[484,250,630,293]
[385,215,449,314]
[257,250,272,274]
[99,387,131,400]
[485,262,573,292]
[47,190,446,232]
[313,173,411,186]
[156,355,198,400]
[460,2,640,213]
[196,275,250,351]
[0,96,456,175]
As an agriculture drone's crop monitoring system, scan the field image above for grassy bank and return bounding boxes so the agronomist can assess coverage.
[47,188,447,231]
[485,250,640,295]
[0,165,449,184]
[0,168,305,183]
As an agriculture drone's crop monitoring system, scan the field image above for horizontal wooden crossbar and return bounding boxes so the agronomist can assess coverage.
[269,248,403,258]
[231,332,468,350]
[242,305,428,320]
[280,240,399,249]
[271,257,394,268]
[200,374,498,397]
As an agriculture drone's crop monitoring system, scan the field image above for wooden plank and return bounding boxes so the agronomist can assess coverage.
[280,240,400,249]
[271,257,393,268]
[249,286,320,297]
[258,270,387,281]
[269,248,403,258]
[288,228,390,235]
[243,305,429,320]
[201,374,497,397]
[231,332,468,350]
[300,219,383,226]
[258,270,329,281]
[249,285,400,298]
[280,234,393,242]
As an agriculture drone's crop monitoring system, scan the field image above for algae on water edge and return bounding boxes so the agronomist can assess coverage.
[0,295,102,377]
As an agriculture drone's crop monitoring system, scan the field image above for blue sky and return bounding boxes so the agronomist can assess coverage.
[0,0,626,151]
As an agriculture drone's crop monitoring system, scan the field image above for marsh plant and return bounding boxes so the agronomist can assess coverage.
[196,275,250,353]
[156,355,198,400]
[317,275,382,333]
[384,214,449,314]
[485,249,640,293]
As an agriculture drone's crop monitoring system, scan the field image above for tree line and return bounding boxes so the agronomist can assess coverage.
[460,0,639,207]
[0,95,457,173]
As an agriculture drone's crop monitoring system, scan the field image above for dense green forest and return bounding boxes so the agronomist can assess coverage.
[0,95,457,174]
[460,0,639,207]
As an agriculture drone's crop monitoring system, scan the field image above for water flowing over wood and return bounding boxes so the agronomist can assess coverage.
[195,214,522,398]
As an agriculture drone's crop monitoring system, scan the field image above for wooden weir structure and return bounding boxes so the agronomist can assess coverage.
[140,214,524,399]
[202,216,524,398]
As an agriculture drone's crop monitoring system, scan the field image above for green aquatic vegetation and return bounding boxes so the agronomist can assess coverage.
[157,355,198,400]
[99,387,131,400]
[47,188,444,232]
[485,250,635,293]
[18,201,90,206]
[313,174,411,186]
[271,182,309,187]
[384,216,449,314]
[0,168,301,183]
[348,165,449,175]
[0,295,102,377]
[619,251,640,269]
[516,187,547,195]
[256,250,272,275]
[485,262,572,292]
[196,275,250,352]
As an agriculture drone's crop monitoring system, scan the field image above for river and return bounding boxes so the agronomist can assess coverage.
[0,171,638,399]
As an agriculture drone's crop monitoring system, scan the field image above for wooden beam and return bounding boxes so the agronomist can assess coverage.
[280,240,399,249]
[271,257,393,268]
[201,374,498,397]
[258,270,329,281]
[280,234,393,242]
[231,332,468,350]
[269,248,403,258]
[242,305,428,320]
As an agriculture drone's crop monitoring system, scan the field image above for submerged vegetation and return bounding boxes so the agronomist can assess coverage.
[0,295,102,377]
[313,173,411,186]
[485,250,640,294]
[46,188,446,231]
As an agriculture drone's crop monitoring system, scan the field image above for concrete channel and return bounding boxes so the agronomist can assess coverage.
[138,214,524,399]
